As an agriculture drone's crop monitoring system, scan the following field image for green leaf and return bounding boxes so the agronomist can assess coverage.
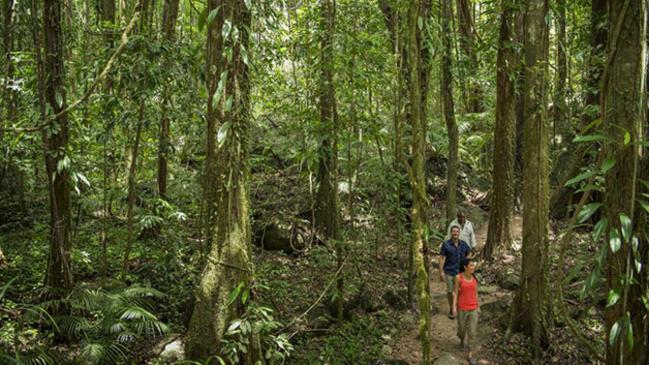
[577,203,602,223]
[207,8,220,26]
[227,319,242,332]
[627,319,634,351]
[600,158,616,173]
[217,121,231,149]
[241,288,249,304]
[610,228,621,253]
[565,170,598,187]
[222,20,232,39]
[610,319,622,346]
[224,95,233,112]
[619,213,632,243]
[573,133,607,143]
[592,218,609,242]
[417,16,423,30]
[228,282,243,305]
[624,131,631,145]
[244,0,252,8]
[606,289,620,307]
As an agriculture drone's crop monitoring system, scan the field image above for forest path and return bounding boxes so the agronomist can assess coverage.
[389,214,522,365]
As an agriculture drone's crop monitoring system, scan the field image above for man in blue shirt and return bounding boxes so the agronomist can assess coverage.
[438,224,471,319]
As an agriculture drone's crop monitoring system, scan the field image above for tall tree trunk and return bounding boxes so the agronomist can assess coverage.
[99,0,115,276]
[43,0,73,292]
[157,0,179,199]
[315,0,343,322]
[121,106,143,276]
[549,0,607,218]
[441,0,458,225]
[185,1,258,362]
[0,0,26,225]
[456,0,483,113]
[552,0,568,146]
[406,0,433,363]
[511,0,550,356]
[603,1,648,363]
[379,0,414,303]
[483,0,518,262]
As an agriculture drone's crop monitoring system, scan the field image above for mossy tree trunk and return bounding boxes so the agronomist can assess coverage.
[379,0,415,303]
[603,1,648,363]
[456,0,483,113]
[185,1,257,362]
[511,0,550,356]
[406,0,433,363]
[157,0,179,200]
[1,0,26,223]
[483,0,518,262]
[441,0,458,226]
[43,0,73,292]
[315,0,343,322]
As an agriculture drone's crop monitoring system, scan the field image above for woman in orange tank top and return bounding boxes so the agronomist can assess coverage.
[452,258,479,365]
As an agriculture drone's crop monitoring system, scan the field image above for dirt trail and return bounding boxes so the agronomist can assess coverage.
[389,215,522,364]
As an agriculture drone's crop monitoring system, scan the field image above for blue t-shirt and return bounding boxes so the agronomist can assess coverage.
[439,239,471,276]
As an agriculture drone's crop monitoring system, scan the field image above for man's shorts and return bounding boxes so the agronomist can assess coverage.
[445,273,455,293]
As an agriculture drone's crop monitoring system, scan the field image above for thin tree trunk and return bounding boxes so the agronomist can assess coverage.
[122,105,144,275]
[483,0,517,262]
[552,0,568,146]
[315,0,343,322]
[603,1,648,363]
[379,0,414,304]
[441,0,458,225]
[456,0,483,113]
[157,0,179,199]
[99,0,115,276]
[43,0,73,292]
[185,1,258,362]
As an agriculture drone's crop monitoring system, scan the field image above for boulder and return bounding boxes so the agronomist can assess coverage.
[155,338,185,363]
[496,267,520,290]
[252,217,311,253]
[433,352,461,365]
[372,359,409,365]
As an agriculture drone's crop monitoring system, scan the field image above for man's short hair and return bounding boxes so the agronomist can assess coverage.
[450,224,461,231]
[457,210,466,218]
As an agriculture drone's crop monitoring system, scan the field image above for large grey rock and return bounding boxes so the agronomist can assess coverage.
[433,352,461,365]
[496,267,520,290]
[159,339,185,362]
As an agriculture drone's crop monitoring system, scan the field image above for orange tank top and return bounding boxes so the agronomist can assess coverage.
[458,274,478,311]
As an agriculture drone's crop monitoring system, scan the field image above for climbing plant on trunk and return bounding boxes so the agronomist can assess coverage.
[185,1,258,362]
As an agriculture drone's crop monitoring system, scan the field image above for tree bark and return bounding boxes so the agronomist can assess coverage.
[157,0,179,199]
[441,0,458,225]
[406,0,433,363]
[314,0,343,322]
[121,106,144,276]
[185,1,257,362]
[483,0,518,262]
[0,0,26,224]
[42,0,73,292]
[456,0,483,113]
[549,0,607,219]
[511,0,550,356]
[603,1,648,363]
[552,0,568,145]
[379,0,414,303]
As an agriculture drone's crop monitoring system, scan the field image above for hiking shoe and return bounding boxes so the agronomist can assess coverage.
[448,312,455,319]
[468,357,477,365]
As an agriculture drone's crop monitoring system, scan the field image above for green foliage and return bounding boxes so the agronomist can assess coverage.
[219,282,294,365]
[318,316,383,364]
